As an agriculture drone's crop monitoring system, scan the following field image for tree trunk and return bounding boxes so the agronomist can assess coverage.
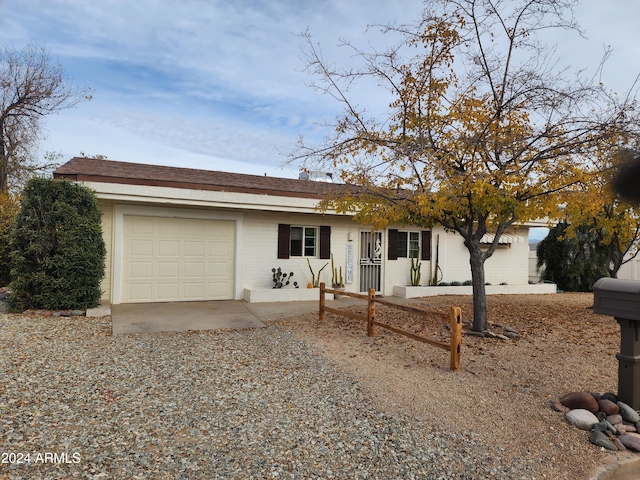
[469,244,488,332]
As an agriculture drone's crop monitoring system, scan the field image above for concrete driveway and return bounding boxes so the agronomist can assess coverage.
[110,298,364,335]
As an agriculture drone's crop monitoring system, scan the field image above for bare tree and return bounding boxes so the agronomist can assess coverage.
[0,43,92,193]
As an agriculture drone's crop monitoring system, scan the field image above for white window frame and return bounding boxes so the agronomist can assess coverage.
[290,226,318,257]
[398,231,420,258]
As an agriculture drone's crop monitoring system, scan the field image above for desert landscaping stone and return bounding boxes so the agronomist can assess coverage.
[618,402,640,423]
[565,409,599,431]
[589,430,618,451]
[613,437,626,452]
[598,399,620,415]
[560,391,600,413]
[601,392,619,403]
[550,401,570,413]
[618,434,640,452]
[606,414,623,425]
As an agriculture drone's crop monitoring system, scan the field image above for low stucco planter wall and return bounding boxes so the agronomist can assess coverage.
[394,283,557,298]
[243,288,321,303]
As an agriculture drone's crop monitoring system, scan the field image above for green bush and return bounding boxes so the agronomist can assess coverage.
[536,221,608,292]
[0,193,19,286]
[8,178,106,311]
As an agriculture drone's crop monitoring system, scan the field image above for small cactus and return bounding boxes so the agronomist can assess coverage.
[410,255,421,286]
[331,254,344,287]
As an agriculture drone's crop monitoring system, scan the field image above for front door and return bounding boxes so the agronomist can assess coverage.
[359,231,382,292]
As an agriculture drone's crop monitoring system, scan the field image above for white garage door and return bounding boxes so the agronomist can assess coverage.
[122,215,235,303]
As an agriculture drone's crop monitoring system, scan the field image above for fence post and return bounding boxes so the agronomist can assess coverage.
[319,282,326,322]
[367,287,376,336]
[449,306,462,371]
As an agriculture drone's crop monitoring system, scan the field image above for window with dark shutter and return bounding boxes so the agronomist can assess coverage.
[388,229,398,260]
[421,230,432,261]
[319,226,331,259]
[277,224,290,259]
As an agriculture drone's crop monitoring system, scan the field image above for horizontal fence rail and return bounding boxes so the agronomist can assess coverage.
[319,283,461,371]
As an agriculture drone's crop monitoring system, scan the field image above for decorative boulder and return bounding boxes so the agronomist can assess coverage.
[590,430,618,451]
[565,409,599,431]
[606,414,623,425]
[617,402,640,423]
[560,392,599,413]
[618,434,640,452]
[597,399,619,416]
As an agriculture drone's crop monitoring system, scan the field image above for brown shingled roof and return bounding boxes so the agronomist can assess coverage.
[53,157,344,199]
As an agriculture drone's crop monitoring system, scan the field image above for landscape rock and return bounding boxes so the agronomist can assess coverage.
[565,409,599,431]
[560,391,599,413]
[70,309,84,316]
[550,401,570,413]
[616,424,629,435]
[606,414,623,425]
[601,392,618,403]
[618,434,640,452]
[592,421,617,435]
[597,399,619,415]
[589,430,618,451]
[617,402,640,423]
[613,438,626,452]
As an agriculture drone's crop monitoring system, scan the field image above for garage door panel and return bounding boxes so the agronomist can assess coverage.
[131,239,153,256]
[209,261,229,276]
[184,241,205,256]
[129,284,152,301]
[184,262,204,277]
[210,241,231,257]
[183,283,205,298]
[132,218,154,234]
[157,283,179,300]
[159,240,180,256]
[184,220,206,235]
[130,261,153,278]
[157,262,179,278]
[208,282,230,297]
[159,221,180,235]
[122,215,235,303]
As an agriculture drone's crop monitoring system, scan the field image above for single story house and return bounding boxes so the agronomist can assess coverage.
[53,157,554,305]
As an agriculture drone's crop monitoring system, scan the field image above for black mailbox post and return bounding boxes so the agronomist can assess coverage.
[593,277,640,410]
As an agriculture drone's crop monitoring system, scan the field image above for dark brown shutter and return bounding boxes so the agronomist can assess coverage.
[278,224,290,259]
[319,226,331,259]
[421,230,432,261]
[388,229,398,260]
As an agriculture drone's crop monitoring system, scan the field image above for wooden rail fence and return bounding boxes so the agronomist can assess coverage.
[319,283,462,371]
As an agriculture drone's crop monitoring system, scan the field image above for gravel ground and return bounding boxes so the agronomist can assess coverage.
[0,310,542,479]
[275,293,636,480]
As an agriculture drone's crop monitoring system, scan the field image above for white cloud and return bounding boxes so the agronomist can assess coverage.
[1,0,639,177]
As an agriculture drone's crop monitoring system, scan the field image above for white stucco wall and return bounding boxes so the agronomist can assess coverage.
[241,210,359,292]
[437,227,530,285]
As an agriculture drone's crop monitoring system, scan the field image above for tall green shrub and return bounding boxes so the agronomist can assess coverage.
[9,178,106,311]
[536,221,608,292]
[0,193,19,285]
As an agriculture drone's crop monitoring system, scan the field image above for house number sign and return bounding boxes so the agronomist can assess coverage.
[346,243,354,284]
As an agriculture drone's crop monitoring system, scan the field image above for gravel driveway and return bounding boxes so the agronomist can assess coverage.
[0,313,536,479]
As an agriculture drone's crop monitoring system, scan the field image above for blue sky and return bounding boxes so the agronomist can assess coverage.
[1,0,639,186]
